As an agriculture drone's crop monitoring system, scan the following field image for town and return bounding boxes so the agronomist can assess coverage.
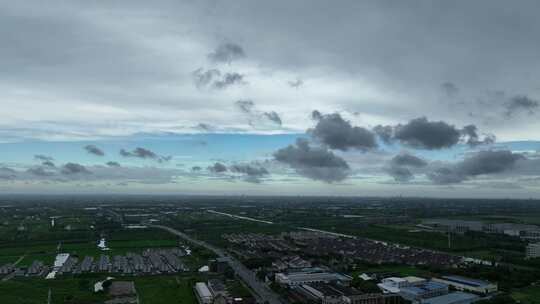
[1,196,540,303]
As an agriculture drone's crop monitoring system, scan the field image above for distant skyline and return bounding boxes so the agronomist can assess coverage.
[2,1,540,197]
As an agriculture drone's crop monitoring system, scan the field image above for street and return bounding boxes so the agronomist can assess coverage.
[151,225,282,304]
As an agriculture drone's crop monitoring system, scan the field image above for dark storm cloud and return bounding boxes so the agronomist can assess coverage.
[84,144,105,156]
[441,82,459,98]
[390,153,427,167]
[106,161,121,167]
[207,43,246,64]
[34,155,54,162]
[504,95,539,117]
[428,150,525,184]
[461,125,496,146]
[374,118,494,149]
[230,163,269,183]
[309,111,377,151]
[394,117,461,150]
[192,68,245,90]
[386,165,414,182]
[273,138,350,183]
[61,162,92,175]
[208,162,227,173]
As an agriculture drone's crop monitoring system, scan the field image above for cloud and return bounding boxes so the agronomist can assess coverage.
[27,166,54,177]
[0,167,16,180]
[386,165,414,182]
[106,161,121,167]
[236,100,255,113]
[42,160,55,167]
[197,123,215,132]
[119,147,170,163]
[461,125,496,147]
[208,162,227,173]
[393,117,462,150]
[373,125,394,144]
[192,68,220,89]
[390,152,427,167]
[84,144,105,156]
[213,72,245,89]
[192,68,245,90]
[34,155,54,162]
[61,162,92,175]
[262,111,282,125]
[230,163,269,183]
[309,111,377,151]
[120,147,156,158]
[235,100,282,128]
[504,95,539,117]
[375,118,494,149]
[207,43,246,64]
[428,150,525,184]
[441,82,459,98]
[287,78,304,89]
[273,138,350,183]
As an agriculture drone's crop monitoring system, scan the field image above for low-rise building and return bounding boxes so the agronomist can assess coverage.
[419,291,479,304]
[526,242,540,259]
[433,276,496,295]
[195,282,213,304]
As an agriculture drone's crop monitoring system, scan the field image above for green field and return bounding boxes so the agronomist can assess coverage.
[512,286,540,304]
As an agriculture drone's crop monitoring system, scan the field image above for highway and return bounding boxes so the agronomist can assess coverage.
[151,225,282,304]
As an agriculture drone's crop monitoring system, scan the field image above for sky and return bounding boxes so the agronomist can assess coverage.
[2,0,540,198]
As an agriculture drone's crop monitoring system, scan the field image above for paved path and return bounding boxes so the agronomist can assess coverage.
[151,225,282,304]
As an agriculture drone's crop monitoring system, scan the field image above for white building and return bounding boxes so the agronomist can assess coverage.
[526,242,540,259]
[377,276,426,293]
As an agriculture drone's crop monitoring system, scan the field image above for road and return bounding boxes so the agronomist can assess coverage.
[151,225,282,304]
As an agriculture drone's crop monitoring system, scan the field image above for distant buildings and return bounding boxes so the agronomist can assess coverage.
[296,283,401,304]
[423,219,540,241]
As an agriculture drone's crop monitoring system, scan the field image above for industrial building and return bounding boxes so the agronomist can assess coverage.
[296,283,402,304]
[433,276,497,295]
[275,270,352,287]
[419,291,479,304]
